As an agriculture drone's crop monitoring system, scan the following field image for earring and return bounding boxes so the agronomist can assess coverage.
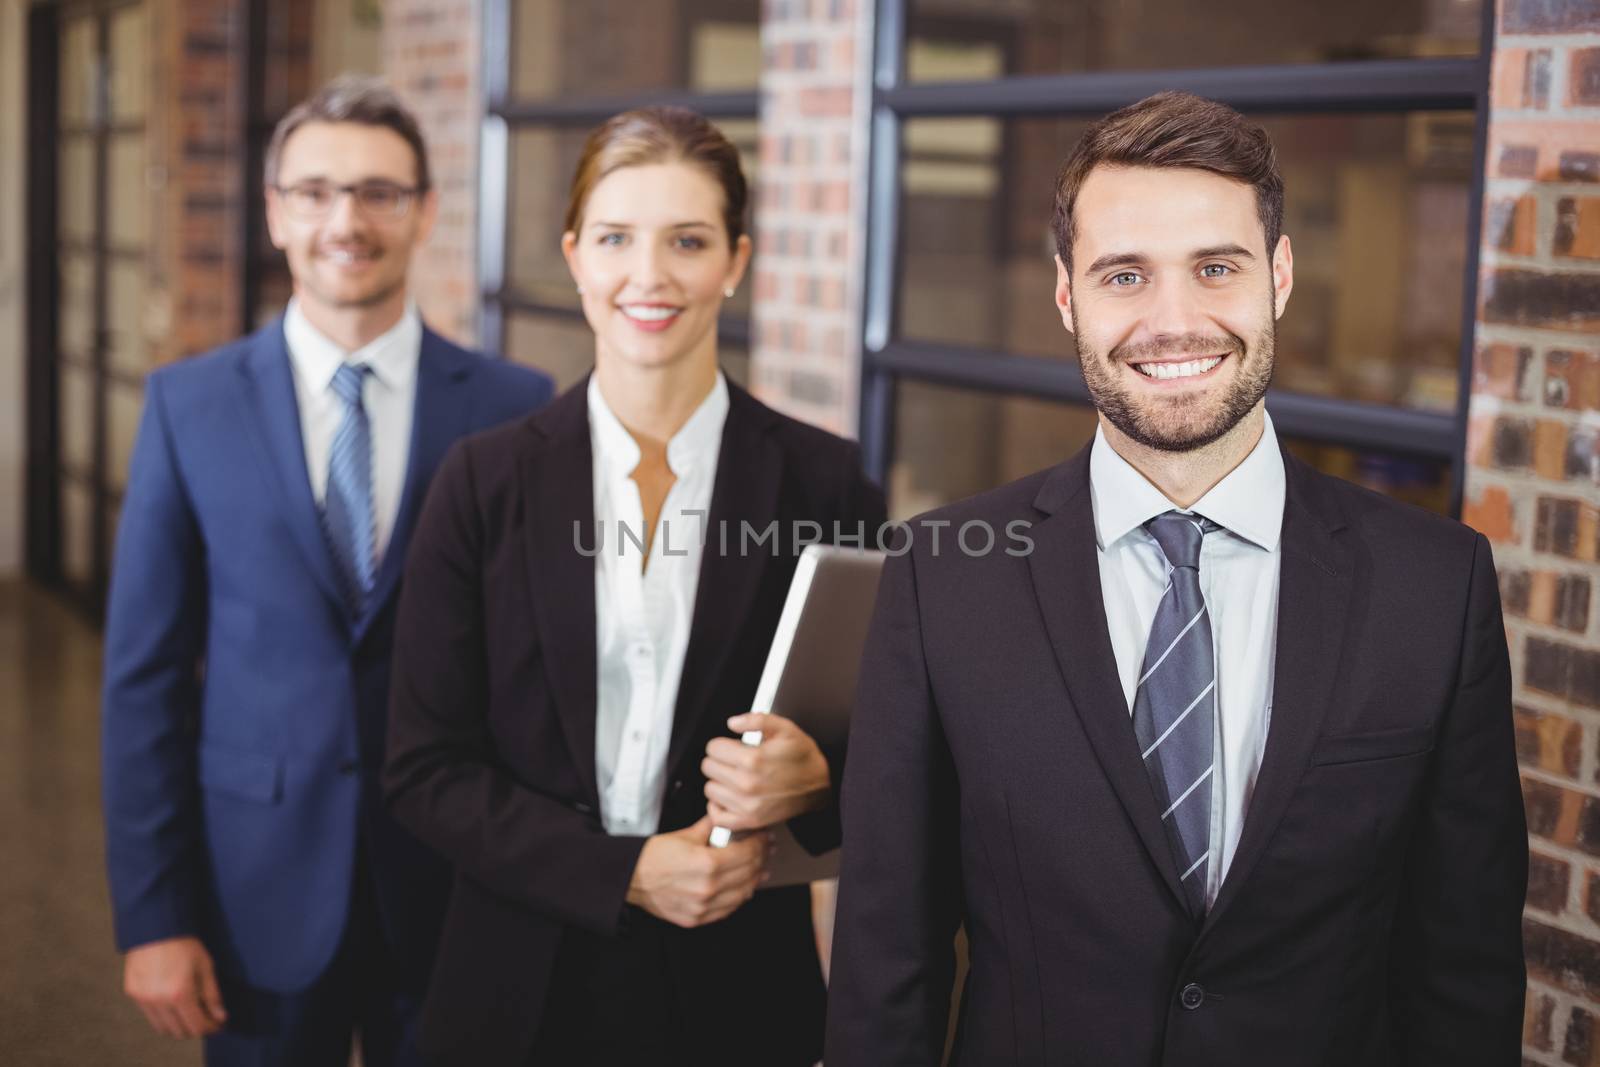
[576,285,585,294]
[724,287,735,298]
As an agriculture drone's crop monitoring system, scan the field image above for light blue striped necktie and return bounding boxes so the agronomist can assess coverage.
[1132,511,1221,918]
[322,362,376,615]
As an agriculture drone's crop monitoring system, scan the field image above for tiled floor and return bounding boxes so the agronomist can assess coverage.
[0,581,200,1066]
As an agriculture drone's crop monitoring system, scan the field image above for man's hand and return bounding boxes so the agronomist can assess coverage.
[703,713,831,832]
[626,814,772,928]
[123,936,227,1038]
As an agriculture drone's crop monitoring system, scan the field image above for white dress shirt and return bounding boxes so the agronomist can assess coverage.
[1089,412,1285,908]
[590,373,729,836]
[283,298,420,561]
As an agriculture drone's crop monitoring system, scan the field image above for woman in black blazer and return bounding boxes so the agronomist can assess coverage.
[383,107,886,1067]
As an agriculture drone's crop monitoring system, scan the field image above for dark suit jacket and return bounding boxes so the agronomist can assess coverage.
[101,319,552,994]
[827,442,1527,1067]
[384,378,888,1066]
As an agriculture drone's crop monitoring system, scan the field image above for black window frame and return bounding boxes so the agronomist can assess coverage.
[478,0,758,362]
[859,0,1495,517]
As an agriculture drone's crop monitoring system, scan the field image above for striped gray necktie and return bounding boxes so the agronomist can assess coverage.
[322,362,376,615]
[1132,511,1220,918]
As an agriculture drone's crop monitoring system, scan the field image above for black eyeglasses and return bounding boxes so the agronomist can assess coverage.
[272,180,426,220]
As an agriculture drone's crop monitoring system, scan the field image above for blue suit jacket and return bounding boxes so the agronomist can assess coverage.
[101,317,553,994]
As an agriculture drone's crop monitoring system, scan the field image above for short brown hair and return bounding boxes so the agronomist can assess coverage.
[1052,92,1283,271]
[264,75,431,191]
[564,106,748,245]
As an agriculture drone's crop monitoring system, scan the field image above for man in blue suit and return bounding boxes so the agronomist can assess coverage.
[100,76,552,1066]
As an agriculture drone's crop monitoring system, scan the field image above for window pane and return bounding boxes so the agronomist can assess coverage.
[108,380,144,491]
[108,132,149,248]
[504,310,594,392]
[896,112,1473,412]
[61,480,95,586]
[59,252,95,359]
[507,118,758,321]
[1284,438,1451,513]
[906,0,1481,82]
[890,376,1454,517]
[108,6,149,122]
[59,16,97,126]
[59,135,96,245]
[511,0,760,98]
[890,379,1101,517]
[59,363,95,475]
[107,258,149,376]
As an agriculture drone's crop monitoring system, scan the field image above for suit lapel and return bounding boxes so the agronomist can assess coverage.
[1027,446,1190,913]
[521,386,603,808]
[1201,452,1352,934]
[356,329,474,641]
[664,386,783,783]
[235,321,347,619]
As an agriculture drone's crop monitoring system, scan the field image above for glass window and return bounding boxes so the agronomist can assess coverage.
[905,0,1481,83]
[59,135,95,245]
[59,16,97,125]
[108,381,144,491]
[107,259,149,376]
[890,379,1101,517]
[107,133,149,248]
[512,0,760,98]
[504,310,594,392]
[108,6,148,122]
[61,480,95,586]
[59,363,96,476]
[1284,438,1450,513]
[891,378,1453,519]
[896,111,1473,413]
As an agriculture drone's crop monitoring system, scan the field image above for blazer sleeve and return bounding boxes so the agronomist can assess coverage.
[101,371,207,951]
[825,544,964,1066]
[787,444,889,857]
[1387,532,1527,1064]
[383,440,647,937]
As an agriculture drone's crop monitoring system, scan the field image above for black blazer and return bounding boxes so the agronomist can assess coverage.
[827,442,1527,1067]
[384,378,887,1066]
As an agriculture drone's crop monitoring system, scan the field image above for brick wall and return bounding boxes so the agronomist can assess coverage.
[1461,2,1600,1062]
[749,0,872,438]
[382,0,481,347]
[156,0,249,361]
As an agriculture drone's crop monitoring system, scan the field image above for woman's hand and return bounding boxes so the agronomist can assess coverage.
[702,714,831,832]
[626,815,772,928]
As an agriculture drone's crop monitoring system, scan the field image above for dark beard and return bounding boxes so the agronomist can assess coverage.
[1074,316,1275,454]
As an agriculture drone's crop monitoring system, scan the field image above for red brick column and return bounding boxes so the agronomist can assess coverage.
[750,0,871,437]
[156,0,249,361]
[383,0,481,347]
[1461,3,1600,1061]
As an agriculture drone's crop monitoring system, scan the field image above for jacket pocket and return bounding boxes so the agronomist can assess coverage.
[197,741,283,803]
[1310,724,1434,767]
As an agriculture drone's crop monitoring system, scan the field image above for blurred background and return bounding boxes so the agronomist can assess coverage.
[0,0,1596,1064]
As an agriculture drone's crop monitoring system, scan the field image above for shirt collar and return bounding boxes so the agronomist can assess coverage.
[283,297,422,394]
[1088,410,1285,552]
[587,372,730,479]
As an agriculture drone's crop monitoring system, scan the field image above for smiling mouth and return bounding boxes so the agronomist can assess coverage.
[1130,355,1225,380]
[620,305,683,323]
[322,247,379,266]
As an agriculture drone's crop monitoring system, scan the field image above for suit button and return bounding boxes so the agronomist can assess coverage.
[1180,983,1206,1010]
[670,778,684,795]
[337,760,360,776]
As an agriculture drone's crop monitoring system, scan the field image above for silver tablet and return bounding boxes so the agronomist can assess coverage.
[708,544,887,886]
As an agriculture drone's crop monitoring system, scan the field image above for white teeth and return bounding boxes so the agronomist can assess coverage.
[622,305,680,322]
[1134,356,1222,380]
[326,250,369,264]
